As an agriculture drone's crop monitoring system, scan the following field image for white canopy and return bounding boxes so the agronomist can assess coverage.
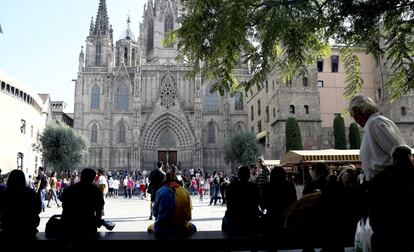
[263,160,280,167]
[280,149,361,165]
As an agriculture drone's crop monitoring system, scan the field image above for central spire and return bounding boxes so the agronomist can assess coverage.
[94,0,110,36]
[124,15,135,40]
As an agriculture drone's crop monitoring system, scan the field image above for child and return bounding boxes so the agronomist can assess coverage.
[198,182,205,202]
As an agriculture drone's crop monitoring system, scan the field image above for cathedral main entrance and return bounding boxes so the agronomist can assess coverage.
[158,150,177,166]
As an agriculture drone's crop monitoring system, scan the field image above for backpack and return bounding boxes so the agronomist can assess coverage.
[45,215,64,239]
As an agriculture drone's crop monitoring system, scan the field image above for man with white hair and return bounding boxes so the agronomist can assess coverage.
[349,95,409,181]
[349,94,412,251]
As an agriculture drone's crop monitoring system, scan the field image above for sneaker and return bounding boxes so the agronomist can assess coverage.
[102,220,115,231]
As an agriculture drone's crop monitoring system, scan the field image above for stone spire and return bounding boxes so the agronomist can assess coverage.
[89,17,94,36]
[93,0,110,36]
[78,46,84,73]
[124,15,135,40]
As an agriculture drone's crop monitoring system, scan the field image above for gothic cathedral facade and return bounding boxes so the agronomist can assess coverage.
[74,0,251,174]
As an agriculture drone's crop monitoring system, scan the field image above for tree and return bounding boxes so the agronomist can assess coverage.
[40,122,88,173]
[333,114,347,149]
[224,131,260,167]
[171,0,414,100]
[285,117,303,152]
[349,122,361,149]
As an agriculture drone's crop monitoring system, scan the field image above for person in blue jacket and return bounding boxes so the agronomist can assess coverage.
[147,171,196,237]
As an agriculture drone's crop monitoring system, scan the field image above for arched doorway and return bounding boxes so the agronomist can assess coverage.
[140,112,195,170]
[157,129,178,167]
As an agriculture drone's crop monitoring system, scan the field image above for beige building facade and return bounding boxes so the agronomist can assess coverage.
[250,46,414,160]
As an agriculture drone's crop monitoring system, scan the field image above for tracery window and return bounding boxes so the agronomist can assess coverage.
[147,19,154,51]
[91,84,100,109]
[164,15,174,48]
[160,74,176,109]
[91,124,98,143]
[204,85,219,113]
[116,84,129,111]
[207,122,216,144]
[96,42,102,66]
[118,122,126,143]
[234,92,243,111]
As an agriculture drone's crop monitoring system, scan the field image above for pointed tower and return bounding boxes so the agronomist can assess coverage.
[140,0,179,62]
[85,0,113,68]
[115,16,138,68]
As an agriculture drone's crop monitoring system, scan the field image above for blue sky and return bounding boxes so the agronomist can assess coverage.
[0,0,145,112]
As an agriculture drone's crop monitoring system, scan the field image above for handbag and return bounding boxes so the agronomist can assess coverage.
[45,214,64,239]
[354,216,373,252]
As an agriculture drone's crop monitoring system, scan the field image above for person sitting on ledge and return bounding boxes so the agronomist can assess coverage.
[147,171,196,237]
[0,169,41,240]
[222,165,262,236]
[60,168,104,240]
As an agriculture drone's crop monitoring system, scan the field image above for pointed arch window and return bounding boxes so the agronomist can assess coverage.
[96,42,102,66]
[204,85,219,113]
[304,105,309,114]
[91,124,98,143]
[131,48,136,64]
[401,106,407,116]
[118,122,126,143]
[124,47,128,64]
[116,84,129,111]
[91,84,100,109]
[164,15,174,48]
[147,19,154,51]
[235,122,244,132]
[207,122,216,144]
[234,92,243,111]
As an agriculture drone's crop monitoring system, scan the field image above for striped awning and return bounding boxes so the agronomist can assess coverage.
[281,149,361,165]
[256,130,266,140]
[263,160,280,167]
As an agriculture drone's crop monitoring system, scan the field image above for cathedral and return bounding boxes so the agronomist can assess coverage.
[74,0,251,174]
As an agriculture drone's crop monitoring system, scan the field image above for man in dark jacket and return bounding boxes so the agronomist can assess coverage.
[148,161,166,220]
[60,168,104,240]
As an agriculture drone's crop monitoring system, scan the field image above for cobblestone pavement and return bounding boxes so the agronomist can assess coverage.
[39,194,226,232]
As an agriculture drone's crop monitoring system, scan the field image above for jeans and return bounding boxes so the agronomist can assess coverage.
[209,184,220,205]
[39,189,46,210]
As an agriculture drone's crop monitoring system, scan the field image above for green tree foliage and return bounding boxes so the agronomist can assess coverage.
[333,114,347,149]
[349,122,361,149]
[224,131,260,166]
[40,122,88,173]
[171,0,414,100]
[285,117,303,152]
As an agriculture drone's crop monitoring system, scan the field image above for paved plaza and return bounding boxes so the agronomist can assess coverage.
[39,194,226,233]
